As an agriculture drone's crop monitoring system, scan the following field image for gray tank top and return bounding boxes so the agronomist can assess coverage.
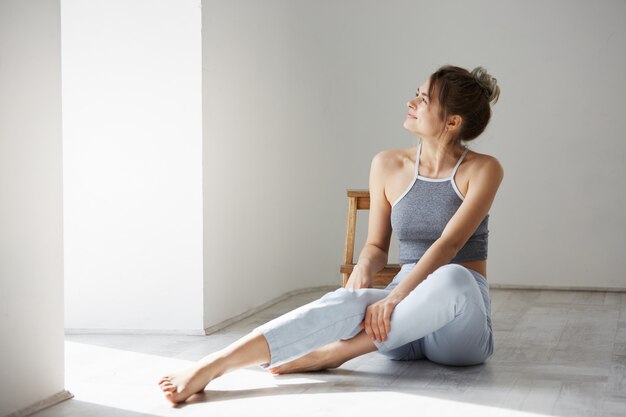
[390,141,489,264]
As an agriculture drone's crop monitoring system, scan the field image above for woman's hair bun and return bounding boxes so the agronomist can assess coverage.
[471,67,500,105]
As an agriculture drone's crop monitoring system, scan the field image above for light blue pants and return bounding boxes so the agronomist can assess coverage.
[254,263,494,368]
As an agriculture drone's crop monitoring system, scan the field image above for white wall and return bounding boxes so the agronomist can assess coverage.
[0,1,68,415]
[201,1,350,328]
[62,0,205,332]
[62,0,626,335]
[201,0,626,312]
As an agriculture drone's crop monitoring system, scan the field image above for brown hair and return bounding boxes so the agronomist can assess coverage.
[427,65,500,144]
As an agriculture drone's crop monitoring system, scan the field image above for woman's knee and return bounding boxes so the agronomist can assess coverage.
[427,264,475,293]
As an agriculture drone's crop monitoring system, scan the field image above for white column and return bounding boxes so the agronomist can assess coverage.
[0,0,68,415]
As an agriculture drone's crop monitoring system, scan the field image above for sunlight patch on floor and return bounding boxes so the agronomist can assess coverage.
[65,341,325,416]
[66,341,554,417]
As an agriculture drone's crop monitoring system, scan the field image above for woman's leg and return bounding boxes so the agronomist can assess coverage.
[158,287,388,403]
[269,264,420,374]
[272,264,494,373]
[254,287,389,369]
[373,264,493,366]
[269,329,377,374]
[419,267,494,366]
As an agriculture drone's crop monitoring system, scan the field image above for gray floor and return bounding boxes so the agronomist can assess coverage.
[32,288,626,417]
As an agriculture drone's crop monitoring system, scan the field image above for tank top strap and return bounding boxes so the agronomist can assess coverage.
[450,146,469,179]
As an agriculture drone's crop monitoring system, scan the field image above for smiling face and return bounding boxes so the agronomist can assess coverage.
[403,79,446,139]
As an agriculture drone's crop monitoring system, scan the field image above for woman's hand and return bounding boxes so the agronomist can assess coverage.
[359,292,405,343]
[345,264,373,289]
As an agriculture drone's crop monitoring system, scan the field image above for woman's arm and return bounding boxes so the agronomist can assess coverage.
[361,155,504,342]
[346,151,393,289]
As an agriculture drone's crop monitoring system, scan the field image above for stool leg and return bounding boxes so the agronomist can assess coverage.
[341,196,357,287]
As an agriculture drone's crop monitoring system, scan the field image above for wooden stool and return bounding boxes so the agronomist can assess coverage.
[340,189,401,287]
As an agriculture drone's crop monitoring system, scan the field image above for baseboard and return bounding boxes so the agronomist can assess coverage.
[489,283,626,292]
[5,390,73,417]
[203,285,338,335]
[65,328,207,336]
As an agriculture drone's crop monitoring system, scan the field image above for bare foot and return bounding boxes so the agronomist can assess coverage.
[158,359,223,404]
[269,348,343,375]
[158,330,271,404]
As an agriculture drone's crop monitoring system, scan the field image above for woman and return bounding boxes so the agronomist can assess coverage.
[158,64,503,404]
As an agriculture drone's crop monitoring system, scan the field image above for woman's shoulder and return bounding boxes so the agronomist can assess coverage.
[372,147,415,172]
[465,149,503,173]
[464,148,504,183]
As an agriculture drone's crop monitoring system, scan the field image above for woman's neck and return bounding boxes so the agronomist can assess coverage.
[418,138,464,177]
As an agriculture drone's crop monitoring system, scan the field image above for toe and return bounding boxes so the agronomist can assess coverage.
[164,391,178,404]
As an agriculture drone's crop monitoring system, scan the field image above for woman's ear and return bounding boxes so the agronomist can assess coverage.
[446,115,462,132]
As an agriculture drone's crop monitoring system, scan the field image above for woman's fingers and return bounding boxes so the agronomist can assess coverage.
[365,307,378,341]
[378,310,387,342]
[370,307,379,340]
[375,303,394,342]
[379,305,393,342]
[379,310,389,341]
[363,301,396,343]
